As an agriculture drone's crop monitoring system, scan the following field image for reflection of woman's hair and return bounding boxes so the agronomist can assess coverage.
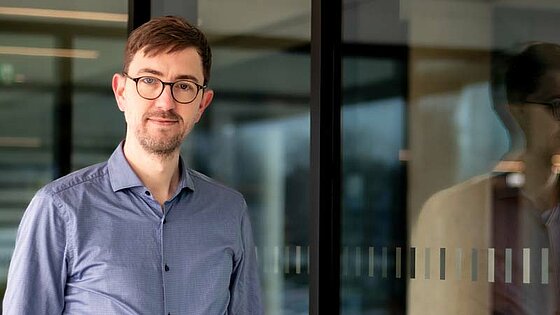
[505,42,560,104]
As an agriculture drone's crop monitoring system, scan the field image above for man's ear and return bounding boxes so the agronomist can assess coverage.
[112,73,127,112]
[195,89,214,122]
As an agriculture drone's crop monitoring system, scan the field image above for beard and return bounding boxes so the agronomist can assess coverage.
[138,130,183,157]
[136,110,187,157]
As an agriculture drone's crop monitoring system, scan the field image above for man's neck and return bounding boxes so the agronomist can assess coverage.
[123,139,181,207]
[520,153,559,211]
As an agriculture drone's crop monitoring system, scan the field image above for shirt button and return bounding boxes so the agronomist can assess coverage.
[165,264,170,272]
[145,191,151,196]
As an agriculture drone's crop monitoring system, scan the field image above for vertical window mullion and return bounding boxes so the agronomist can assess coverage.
[309,0,342,313]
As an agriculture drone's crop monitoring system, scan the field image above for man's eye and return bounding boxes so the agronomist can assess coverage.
[141,77,157,85]
[177,82,192,90]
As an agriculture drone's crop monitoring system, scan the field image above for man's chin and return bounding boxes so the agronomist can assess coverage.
[138,136,183,157]
[143,145,180,157]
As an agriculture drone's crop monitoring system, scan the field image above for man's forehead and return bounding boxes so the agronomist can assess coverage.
[134,46,201,61]
[128,47,204,77]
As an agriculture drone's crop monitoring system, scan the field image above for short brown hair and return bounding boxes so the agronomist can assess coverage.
[505,42,560,104]
[123,16,212,85]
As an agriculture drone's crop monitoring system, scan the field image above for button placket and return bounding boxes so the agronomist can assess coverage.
[161,203,171,313]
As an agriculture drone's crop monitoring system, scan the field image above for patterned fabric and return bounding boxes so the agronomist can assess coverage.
[3,142,263,315]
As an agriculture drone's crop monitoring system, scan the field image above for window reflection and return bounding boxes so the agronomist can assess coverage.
[341,0,560,314]
[341,60,407,313]
[410,4,560,315]
[185,5,311,312]
[0,1,127,304]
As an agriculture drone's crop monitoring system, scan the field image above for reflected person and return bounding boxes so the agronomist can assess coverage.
[410,42,560,314]
[2,16,263,314]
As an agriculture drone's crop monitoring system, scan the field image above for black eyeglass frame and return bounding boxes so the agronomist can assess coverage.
[523,99,560,121]
[122,72,207,104]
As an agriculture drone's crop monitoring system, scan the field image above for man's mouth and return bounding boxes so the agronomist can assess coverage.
[149,117,177,122]
[147,117,179,125]
[144,110,182,126]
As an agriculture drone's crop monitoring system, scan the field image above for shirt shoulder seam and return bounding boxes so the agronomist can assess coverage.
[47,166,109,196]
[187,168,244,198]
[33,188,75,266]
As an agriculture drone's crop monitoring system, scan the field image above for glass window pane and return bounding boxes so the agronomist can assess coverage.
[72,36,126,169]
[193,2,311,314]
[0,0,127,303]
[342,0,560,314]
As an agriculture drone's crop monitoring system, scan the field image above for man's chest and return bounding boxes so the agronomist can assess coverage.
[63,202,239,311]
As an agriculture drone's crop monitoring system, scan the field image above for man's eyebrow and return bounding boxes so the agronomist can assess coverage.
[175,74,201,83]
[137,68,163,76]
[136,68,201,83]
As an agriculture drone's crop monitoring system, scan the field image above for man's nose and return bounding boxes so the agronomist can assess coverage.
[154,85,176,110]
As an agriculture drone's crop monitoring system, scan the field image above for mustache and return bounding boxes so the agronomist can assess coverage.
[143,110,181,121]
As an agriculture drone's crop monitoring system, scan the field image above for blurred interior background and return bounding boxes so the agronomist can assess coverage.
[2,0,560,314]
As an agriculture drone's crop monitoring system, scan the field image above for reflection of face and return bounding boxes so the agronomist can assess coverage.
[510,69,560,160]
[508,69,560,208]
[113,47,213,156]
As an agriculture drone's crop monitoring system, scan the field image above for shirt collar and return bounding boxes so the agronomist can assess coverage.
[108,141,195,193]
[177,156,195,192]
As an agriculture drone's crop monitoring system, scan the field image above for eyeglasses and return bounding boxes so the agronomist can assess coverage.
[524,99,560,121]
[122,72,207,104]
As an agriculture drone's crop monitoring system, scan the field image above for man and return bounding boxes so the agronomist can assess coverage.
[2,16,263,314]
[410,43,560,314]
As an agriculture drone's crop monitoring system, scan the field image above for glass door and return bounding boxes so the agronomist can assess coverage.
[169,1,312,314]
[340,0,560,314]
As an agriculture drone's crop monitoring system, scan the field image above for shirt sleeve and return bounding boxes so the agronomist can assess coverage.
[228,202,264,315]
[2,191,68,314]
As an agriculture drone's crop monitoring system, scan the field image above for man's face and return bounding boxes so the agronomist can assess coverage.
[112,47,213,156]
[514,69,560,159]
[508,69,560,205]
[503,69,560,208]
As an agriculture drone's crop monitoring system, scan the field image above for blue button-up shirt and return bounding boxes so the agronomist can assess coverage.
[3,143,263,314]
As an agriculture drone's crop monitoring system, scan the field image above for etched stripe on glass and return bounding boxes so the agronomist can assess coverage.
[542,248,549,284]
[456,248,462,280]
[471,248,478,281]
[284,246,290,274]
[505,248,512,283]
[263,246,269,273]
[274,246,280,274]
[396,247,402,279]
[343,246,349,276]
[382,247,388,278]
[369,247,374,277]
[488,248,495,283]
[424,248,431,279]
[440,248,446,280]
[523,248,530,284]
[307,246,310,274]
[355,247,362,277]
[410,247,416,279]
[296,246,301,274]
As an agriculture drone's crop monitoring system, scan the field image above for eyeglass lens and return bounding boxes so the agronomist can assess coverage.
[136,77,201,104]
